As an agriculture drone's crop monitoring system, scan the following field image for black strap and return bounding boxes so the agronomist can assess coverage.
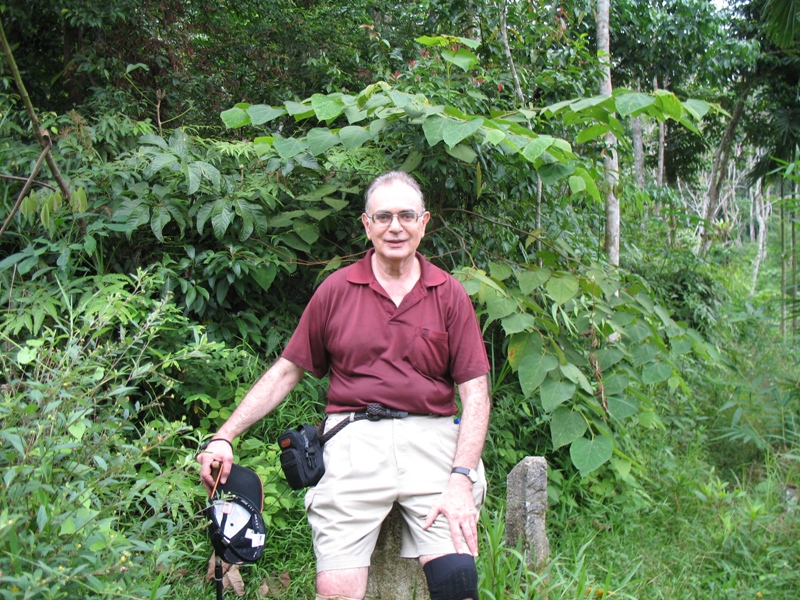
[320,403,409,445]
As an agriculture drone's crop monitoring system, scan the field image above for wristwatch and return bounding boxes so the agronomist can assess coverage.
[451,467,478,484]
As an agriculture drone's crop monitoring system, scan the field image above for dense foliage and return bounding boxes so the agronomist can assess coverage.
[1,0,799,598]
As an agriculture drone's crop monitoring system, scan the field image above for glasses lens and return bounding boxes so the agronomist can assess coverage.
[370,211,420,225]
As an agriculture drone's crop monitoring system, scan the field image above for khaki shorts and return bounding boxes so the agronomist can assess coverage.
[304,414,487,572]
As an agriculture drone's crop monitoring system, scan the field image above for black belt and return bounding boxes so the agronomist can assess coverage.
[320,403,409,444]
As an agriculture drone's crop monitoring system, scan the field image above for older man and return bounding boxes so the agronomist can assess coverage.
[198,171,491,600]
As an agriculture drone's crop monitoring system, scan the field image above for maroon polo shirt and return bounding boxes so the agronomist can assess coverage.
[281,249,489,416]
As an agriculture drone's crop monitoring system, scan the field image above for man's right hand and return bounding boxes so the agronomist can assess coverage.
[197,438,234,496]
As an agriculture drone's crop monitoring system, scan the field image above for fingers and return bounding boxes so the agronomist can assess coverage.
[197,439,234,496]
[425,490,479,556]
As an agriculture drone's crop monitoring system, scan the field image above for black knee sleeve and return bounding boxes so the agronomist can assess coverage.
[423,553,479,600]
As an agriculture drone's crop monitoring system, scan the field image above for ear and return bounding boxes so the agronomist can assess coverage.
[361,213,371,239]
[420,211,431,236]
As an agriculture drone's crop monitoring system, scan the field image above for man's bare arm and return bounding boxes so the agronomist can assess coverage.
[423,374,491,556]
[198,357,305,493]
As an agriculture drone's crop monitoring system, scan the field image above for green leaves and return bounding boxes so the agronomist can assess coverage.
[460,252,697,482]
[546,274,580,305]
[520,353,559,397]
[570,436,614,477]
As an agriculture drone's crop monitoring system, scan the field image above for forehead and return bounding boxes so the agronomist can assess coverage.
[367,181,423,212]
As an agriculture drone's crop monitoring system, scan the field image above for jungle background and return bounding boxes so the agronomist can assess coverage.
[1,0,799,598]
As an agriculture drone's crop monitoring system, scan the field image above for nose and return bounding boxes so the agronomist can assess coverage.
[387,214,404,231]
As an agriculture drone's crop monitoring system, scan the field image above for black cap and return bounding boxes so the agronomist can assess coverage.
[206,463,265,564]
[218,464,264,511]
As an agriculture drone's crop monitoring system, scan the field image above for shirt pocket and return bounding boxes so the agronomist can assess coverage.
[411,327,450,380]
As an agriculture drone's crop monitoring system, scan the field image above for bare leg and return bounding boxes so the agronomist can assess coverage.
[316,567,369,600]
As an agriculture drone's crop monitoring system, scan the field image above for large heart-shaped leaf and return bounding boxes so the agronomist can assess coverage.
[441,47,479,71]
[519,353,558,397]
[307,128,340,156]
[486,295,517,324]
[518,268,551,294]
[615,92,655,116]
[273,138,308,160]
[442,118,483,148]
[521,136,555,162]
[546,274,579,305]
[540,379,576,412]
[247,104,286,125]
[422,115,446,146]
[507,333,543,372]
[570,435,613,477]
[596,348,624,370]
[642,362,672,384]
[607,395,639,421]
[311,94,345,121]
[602,372,629,396]
[550,407,587,449]
[221,107,250,128]
[501,312,537,335]
[339,126,372,149]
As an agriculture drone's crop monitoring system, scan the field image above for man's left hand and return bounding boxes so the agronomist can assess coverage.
[422,474,479,556]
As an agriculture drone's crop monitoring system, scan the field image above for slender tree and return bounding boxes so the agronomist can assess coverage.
[597,0,620,265]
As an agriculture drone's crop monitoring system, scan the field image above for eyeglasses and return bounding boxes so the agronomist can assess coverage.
[365,210,425,226]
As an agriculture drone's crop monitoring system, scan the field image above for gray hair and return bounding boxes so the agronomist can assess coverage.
[364,171,425,214]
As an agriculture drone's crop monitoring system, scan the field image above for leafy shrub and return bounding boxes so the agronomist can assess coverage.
[0,269,239,598]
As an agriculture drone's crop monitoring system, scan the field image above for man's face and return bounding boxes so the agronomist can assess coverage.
[362,181,430,264]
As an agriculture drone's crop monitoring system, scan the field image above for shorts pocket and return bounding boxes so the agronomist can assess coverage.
[411,327,449,379]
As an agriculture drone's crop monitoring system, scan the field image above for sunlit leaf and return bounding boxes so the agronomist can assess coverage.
[339,126,372,149]
[307,128,340,156]
[442,118,483,148]
[501,312,536,335]
[311,94,345,121]
[221,107,250,128]
[546,274,579,305]
[518,268,551,294]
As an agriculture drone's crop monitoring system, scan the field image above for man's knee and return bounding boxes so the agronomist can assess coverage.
[422,553,479,600]
[315,596,362,600]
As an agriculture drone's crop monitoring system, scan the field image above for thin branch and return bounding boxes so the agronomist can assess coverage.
[0,139,51,241]
[0,173,56,191]
[499,0,525,105]
[0,19,71,201]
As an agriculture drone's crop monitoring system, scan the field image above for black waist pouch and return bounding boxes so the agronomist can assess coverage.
[278,424,325,490]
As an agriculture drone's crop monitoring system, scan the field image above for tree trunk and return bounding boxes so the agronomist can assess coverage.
[697,83,752,255]
[653,76,667,187]
[632,115,645,190]
[749,182,768,297]
[597,0,619,266]
[500,0,524,105]
[657,121,666,186]
[781,179,786,340]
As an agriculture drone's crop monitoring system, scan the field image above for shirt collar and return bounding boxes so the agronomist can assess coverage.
[347,248,447,287]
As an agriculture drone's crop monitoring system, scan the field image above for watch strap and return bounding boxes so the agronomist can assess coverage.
[451,467,477,483]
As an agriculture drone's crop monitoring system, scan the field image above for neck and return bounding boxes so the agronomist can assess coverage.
[371,251,419,282]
